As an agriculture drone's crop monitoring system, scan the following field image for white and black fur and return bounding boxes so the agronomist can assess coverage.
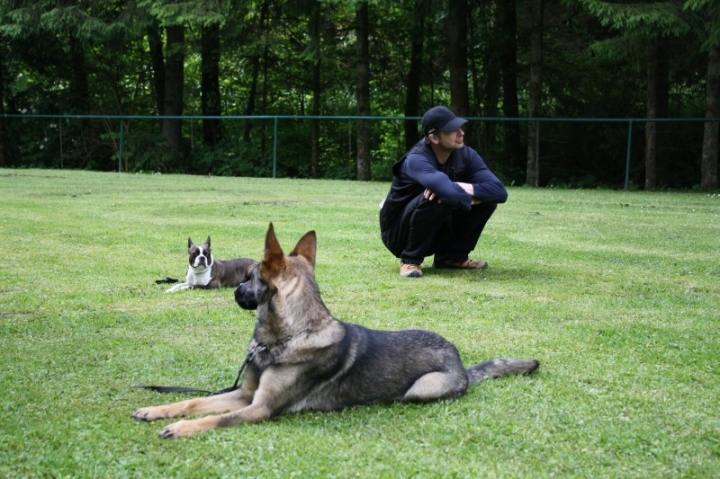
[166,237,256,293]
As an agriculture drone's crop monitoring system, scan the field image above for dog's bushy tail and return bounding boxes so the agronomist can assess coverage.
[466,358,539,385]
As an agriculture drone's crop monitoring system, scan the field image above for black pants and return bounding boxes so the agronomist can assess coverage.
[381,195,497,265]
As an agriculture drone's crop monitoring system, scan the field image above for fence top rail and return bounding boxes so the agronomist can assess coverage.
[2,113,719,123]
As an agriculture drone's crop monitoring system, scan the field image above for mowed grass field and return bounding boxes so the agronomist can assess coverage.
[0,168,718,478]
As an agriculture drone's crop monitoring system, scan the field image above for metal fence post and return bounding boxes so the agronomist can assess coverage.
[272,116,278,178]
[624,119,633,191]
[118,119,125,173]
[59,119,64,169]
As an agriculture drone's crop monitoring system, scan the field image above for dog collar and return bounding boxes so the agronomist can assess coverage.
[255,335,295,354]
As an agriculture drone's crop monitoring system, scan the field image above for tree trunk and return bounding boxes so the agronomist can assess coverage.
[480,0,502,154]
[701,45,719,190]
[449,0,469,120]
[162,25,185,155]
[147,21,165,117]
[657,37,670,183]
[244,54,260,143]
[645,39,659,190]
[526,0,543,187]
[0,34,5,167]
[244,0,270,143]
[260,15,270,158]
[355,1,371,181]
[498,0,521,167]
[69,36,90,114]
[201,23,222,148]
[310,0,322,178]
[644,37,670,189]
[68,36,93,168]
[404,0,426,151]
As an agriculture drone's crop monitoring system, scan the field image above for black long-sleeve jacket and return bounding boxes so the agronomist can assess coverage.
[380,140,507,231]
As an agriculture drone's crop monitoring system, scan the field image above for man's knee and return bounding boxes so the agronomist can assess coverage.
[413,197,451,222]
[474,202,497,214]
[469,202,497,223]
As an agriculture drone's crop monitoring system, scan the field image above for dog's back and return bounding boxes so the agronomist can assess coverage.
[283,323,469,413]
[208,258,257,289]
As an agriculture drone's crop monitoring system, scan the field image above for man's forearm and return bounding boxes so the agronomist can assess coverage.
[455,182,481,204]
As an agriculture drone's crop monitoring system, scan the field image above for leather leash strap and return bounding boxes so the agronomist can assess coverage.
[133,344,266,396]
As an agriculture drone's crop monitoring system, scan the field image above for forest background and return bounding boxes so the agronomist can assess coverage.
[0,0,718,190]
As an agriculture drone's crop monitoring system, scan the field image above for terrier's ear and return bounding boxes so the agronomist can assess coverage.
[204,236,211,248]
[188,237,194,249]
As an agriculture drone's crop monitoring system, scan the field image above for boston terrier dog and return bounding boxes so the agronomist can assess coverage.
[166,236,257,293]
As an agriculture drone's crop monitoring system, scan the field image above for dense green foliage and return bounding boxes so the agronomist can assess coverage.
[0,1,718,188]
[1,169,719,476]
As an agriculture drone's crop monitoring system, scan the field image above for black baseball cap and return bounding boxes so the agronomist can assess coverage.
[421,106,467,136]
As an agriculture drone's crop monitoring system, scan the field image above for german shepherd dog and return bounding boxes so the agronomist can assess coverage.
[133,224,539,438]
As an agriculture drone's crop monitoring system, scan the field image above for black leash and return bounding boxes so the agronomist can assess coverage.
[133,344,266,396]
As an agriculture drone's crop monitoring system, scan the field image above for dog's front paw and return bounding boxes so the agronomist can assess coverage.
[132,406,174,422]
[160,420,198,439]
[165,283,191,293]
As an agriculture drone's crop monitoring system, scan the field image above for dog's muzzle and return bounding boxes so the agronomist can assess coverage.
[235,282,258,310]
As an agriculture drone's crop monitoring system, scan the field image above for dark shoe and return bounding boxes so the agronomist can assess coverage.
[433,257,488,270]
[400,262,423,278]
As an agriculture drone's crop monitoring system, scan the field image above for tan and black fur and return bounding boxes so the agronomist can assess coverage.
[133,223,539,438]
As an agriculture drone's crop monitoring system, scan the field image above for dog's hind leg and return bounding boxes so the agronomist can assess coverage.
[402,370,469,402]
[133,389,252,422]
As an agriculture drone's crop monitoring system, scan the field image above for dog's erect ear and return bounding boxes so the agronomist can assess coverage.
[204,236,211,248]
[290,230,317,268]
[262,223,285,275]
[188,237,194,249]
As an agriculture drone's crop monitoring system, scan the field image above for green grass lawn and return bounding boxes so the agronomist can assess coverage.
[1,168,718,478]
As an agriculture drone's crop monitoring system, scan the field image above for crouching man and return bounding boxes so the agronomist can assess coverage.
[380,106,508,278]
